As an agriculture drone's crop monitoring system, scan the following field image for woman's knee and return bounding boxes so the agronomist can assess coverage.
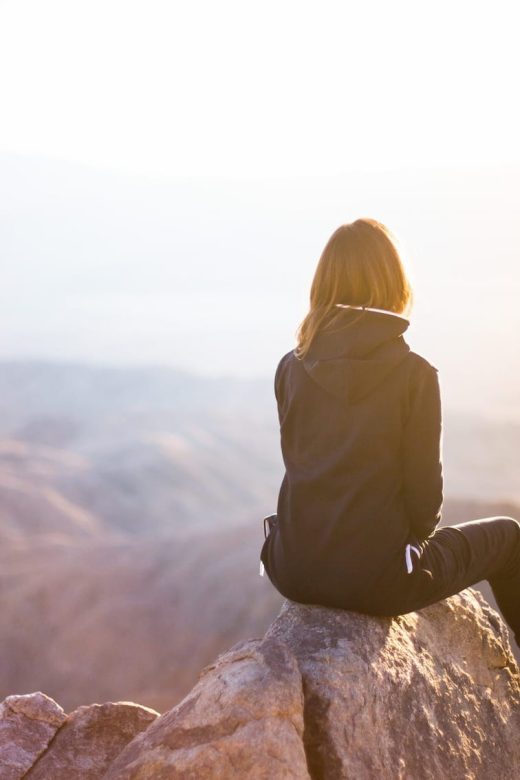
[473,515,520,537]
[496,516,520,538]
[494,517,520,574]
[453,516,520,576]
[484,517,520,557]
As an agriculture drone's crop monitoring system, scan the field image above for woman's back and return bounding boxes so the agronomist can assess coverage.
[262,305,443,610]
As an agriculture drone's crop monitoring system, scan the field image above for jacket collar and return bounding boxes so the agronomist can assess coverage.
[334,303,410,322]
[301,305,411,403]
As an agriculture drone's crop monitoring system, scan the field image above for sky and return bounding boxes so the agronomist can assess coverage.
[0,1,519,422]
[0,0,519,177]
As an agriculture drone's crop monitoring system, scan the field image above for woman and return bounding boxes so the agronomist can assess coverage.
[260,217,520,649]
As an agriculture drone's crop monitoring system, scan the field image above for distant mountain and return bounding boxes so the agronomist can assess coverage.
[0,359,270,429]
[0,360,283,537]
[0,360,518,539]
[0,438,116,543]
[0,525,284,713]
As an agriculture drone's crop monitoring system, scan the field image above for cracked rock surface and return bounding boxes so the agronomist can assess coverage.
[0,693,158,780]
[3,588,520,779]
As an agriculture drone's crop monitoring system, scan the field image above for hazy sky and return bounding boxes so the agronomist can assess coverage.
[0,1,519,422]
[1,0,519,177]
[1,154,519,421]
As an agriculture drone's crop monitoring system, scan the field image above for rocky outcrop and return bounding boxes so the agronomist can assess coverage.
[0,693,158,780]
[102,588,520,779]
[2,588,520,779]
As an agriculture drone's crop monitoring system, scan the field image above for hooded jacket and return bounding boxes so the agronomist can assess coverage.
[260,304,444,610]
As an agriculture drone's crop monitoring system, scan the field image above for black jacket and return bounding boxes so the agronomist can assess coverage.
[260,305,444,609]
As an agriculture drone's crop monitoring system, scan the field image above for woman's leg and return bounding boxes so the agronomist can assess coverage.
[406,516,520,647]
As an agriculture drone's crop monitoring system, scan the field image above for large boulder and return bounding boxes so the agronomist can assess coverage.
[104,588,520,779]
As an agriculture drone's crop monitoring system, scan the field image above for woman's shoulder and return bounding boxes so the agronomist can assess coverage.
[406,349,440,376]
[277,348,297,364]
[274,349,295,398]
[275,349,296,378]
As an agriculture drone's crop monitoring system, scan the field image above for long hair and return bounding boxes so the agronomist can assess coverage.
[294,218,414,360]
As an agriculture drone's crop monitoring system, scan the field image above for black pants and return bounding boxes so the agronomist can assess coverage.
[374,515,520,649]
[263,514,520,648]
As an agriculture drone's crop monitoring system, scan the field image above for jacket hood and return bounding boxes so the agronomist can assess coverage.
[302,305,411,403]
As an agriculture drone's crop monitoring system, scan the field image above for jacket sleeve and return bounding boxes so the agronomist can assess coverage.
[274,359,282,405]
[274,355,288,421]
[402,363,444,541]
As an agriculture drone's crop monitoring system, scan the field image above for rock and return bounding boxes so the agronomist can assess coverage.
[0,692,159,780]
[0,692,67,780]
[103,588,520,780]
[102,636,310,779]
[266,590,520,779]
[24,700,159,779]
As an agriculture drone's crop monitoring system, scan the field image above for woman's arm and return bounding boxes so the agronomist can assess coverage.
[402,362,444,541]
[274,353,290,421]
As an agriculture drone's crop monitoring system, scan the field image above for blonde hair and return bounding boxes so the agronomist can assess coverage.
[294,218,414,360]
